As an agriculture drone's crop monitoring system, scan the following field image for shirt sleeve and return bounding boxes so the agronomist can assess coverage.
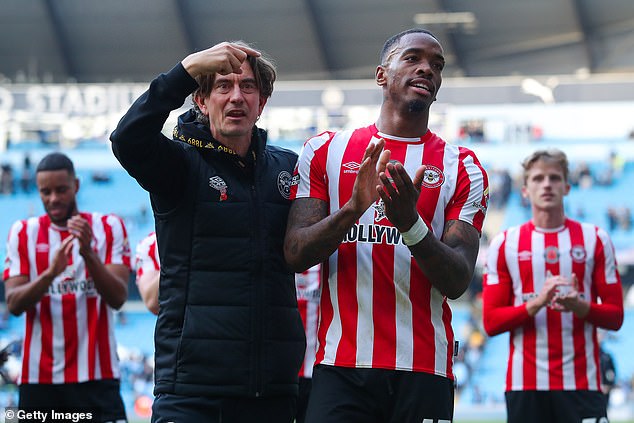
[445,147,489,233]
[482,231,530,336]
[586,228,624,330]
[135,233,160,281]
[290,131,333,201]
[3,220,28,280]
[104,214,131,269]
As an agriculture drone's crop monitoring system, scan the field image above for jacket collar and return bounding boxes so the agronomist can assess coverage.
[172,109,268,159]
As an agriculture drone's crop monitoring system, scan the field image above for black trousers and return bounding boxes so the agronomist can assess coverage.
[296,377,313,423]
[151,392,297,423]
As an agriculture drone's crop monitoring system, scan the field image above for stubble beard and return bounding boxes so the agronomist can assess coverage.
[407,99,427,114]
[48,200,76,226]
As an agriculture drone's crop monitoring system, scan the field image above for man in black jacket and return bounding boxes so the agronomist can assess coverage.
[110,41,306,423]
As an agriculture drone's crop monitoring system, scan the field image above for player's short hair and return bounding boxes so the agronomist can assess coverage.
[36,152,75,176]
[192,41,276,125]
[380,28,440,65]
[521,149,569,184]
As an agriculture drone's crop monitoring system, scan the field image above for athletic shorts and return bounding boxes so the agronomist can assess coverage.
[151,393,297,423]
[305,365,454,423]
[505,390,608,423]
[18,379,127,422]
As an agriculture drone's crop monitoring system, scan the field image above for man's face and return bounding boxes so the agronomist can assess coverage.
[37,169,78,226]
[376,32,445,113]
[522,159,570,212]
[197,61,267,145]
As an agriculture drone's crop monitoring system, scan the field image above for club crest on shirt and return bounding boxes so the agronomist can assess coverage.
[570,245,587,263]
[544,246,559,264]
[277,171,292,199]
[421,165,445,189]
[209,176,228,201]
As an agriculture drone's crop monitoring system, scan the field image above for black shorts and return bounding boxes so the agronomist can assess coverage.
[18,379,127,422]
[305,365,454,423]
[505,390,608,423]
[151,393,297,423]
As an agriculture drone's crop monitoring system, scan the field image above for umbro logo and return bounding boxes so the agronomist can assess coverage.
[342,162,361,174]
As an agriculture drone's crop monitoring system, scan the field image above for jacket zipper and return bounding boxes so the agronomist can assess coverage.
[251,179,264,397]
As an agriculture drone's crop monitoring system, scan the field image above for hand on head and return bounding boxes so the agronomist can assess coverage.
[182,42,261,79]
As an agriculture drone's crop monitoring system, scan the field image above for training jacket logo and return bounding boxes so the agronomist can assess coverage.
[277,171,292,199]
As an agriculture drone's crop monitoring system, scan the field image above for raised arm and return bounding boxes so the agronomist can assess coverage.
[377,161,481,299]
[110,42,260,199]
[284,139,388,272]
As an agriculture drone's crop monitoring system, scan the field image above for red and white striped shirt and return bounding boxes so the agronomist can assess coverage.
[291,124,488,379]
[135,232,160,282]
[296,264,321,378]
[482,219,623,392]
[3,212,131,385]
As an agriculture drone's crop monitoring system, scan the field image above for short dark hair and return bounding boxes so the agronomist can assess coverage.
[36,152,75,176]
[380,28,440,65]
[193,41,276,125]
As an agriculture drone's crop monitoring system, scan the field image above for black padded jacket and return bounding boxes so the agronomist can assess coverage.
[110,63,305,398]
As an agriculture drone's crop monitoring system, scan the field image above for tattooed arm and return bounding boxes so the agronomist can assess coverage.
[377,161,480,299]
[284,139,389,272]
[408,220,480,299]
[284,198,357,272]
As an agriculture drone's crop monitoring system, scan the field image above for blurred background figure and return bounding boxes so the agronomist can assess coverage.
[482,149,623,423]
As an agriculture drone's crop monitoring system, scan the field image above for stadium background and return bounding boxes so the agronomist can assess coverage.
[1,1,634,421]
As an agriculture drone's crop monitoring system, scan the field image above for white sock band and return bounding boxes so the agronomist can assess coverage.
[401,216,429,246]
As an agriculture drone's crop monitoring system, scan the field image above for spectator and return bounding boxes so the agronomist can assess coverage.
[0,163,14,195]
[20,153,34,193]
